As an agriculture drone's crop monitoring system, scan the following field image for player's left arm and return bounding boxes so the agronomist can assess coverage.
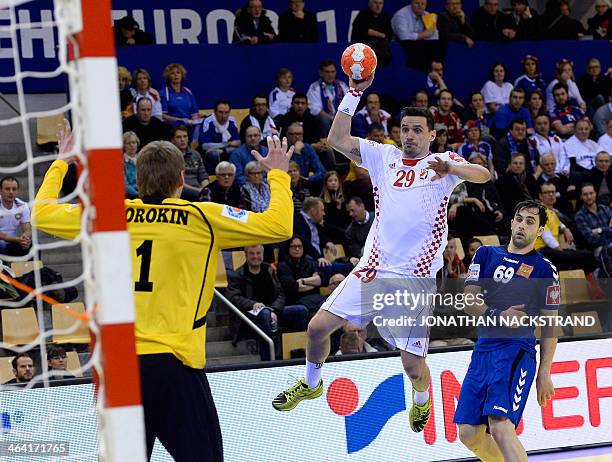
[428,153,491,183]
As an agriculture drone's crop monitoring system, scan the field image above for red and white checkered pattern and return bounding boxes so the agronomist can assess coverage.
[413,196,449,277]
[348,87,364,98]
[365,186,381,270]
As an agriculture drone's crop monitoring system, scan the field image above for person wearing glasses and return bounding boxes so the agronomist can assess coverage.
[240,161,270,212]
[199,161,242,207]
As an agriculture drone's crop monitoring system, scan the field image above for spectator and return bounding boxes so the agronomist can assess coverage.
[437,0,475,48]
[199,101,241,174]
[306,60,348,136]
[465,91,492,138]
[565,119,601,173]
[0,176,31,257]
[494,119,539,175]
[118,66,134,120]
[471,0,515,41]
[542,0,585,39]
[491,87,533,139]
[593,89,612,138]
[230,126,269,186]
[47,345,75,380]
[526,89,547,122]
[514,55,547,96]
[240,161,270,212]
[278,0,318,43]
[575,183,612,252]
[534,153,574,216]
[463,237,483,267]
[240,95,278,143]
[123,131,140,199]
[226,244,308,361]
[599,119,612,153]
[233,0,276,45]
[443,238,466,278]
[320,171,350,230]
[587,0,612,40]
[113,15,153,47]
[366,122,386,145]
[294,197,336,264]
[546,59,586,113]
[345,197,374,258]
[385,120,402,147]
[391,0,439,41]
[534,182,598,272]
[285,122,326,188]
[288,161,310,212]
[532,114,570,174]
[432,127,452,153]
[130,68,162,119]
[584,151,612,206]
[425,61,448,100]
[344,164,374,211]
[275,93,323,146]
[350,0,393,65]
[508,0,541,39]
[578,58,611,114]
[549,82,586,140]
[4,353,34,384]
[449,153,503,242]
[122,98,171,147]
[496,153,539,216]
[481,63,513,115]
[431,89,463,144]
[277,236,326,313]
[199,162,241,207]
[160,63,199,126]
[269,68,296,119]
[335,323,378,355]
[457,121,494,177]
[352,93,392,138]
[412,89,430,109]
[169,126,209,201]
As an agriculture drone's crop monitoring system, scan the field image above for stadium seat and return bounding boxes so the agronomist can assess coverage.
[10,260,43,278]
[473,235,501,246]
[319,286,332,296]
[282,331,308,360]
[36,114,65,145]
[208,175,216,183]
[51,303,89,344]
[66,351,83,377]
[559,270,591,305]
[451,237,465,261]
[571,311,603,336]
[231,251,246,270]
[215,253,228,288]
[0,357,14,384]
[2,307,40,346]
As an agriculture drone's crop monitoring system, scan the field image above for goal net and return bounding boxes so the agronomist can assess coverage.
[0,0,146,460]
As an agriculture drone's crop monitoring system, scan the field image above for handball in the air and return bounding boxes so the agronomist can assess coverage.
[341,43,377,82]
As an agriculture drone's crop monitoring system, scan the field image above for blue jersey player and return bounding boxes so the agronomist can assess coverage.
[455,200,560,462]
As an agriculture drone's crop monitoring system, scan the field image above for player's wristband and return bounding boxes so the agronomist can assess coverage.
[484,307,501,320]
[337,88,363,117]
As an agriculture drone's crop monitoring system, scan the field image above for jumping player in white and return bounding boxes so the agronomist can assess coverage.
[272,72,491,432]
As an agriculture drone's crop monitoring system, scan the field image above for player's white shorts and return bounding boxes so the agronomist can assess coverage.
[320,270,436,357]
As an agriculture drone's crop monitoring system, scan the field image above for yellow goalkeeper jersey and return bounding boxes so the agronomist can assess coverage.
[32,160,293,369]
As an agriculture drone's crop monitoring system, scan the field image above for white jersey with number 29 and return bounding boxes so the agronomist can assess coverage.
[356,138,468,278]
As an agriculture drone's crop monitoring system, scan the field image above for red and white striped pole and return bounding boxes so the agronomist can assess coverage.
[76,0,146,459]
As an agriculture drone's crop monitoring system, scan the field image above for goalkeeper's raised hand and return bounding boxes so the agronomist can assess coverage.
[252,135,294,173]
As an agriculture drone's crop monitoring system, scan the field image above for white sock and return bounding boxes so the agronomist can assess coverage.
[305,360,323,388]
[414,387,430,406]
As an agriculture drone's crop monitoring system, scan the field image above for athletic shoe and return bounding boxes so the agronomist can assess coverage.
[272,378,323,411]
[409,390,431,432]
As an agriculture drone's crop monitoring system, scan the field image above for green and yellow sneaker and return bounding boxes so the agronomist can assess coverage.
[272,378,324,411]
[409,390,431,432]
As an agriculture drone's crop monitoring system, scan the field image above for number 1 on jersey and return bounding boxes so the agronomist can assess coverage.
[135,240,154,292]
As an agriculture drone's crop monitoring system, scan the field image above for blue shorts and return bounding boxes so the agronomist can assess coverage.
[453,345,536,427]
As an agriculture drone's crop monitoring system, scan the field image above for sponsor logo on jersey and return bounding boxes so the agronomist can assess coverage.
[466,264,480,281]
[546,284,561,305]
[412,340,422,349]
[15,213,22,221]
[419,169,429,180]
[388,162,396,169]
[517,263,534,279]
[221,206,249,223]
